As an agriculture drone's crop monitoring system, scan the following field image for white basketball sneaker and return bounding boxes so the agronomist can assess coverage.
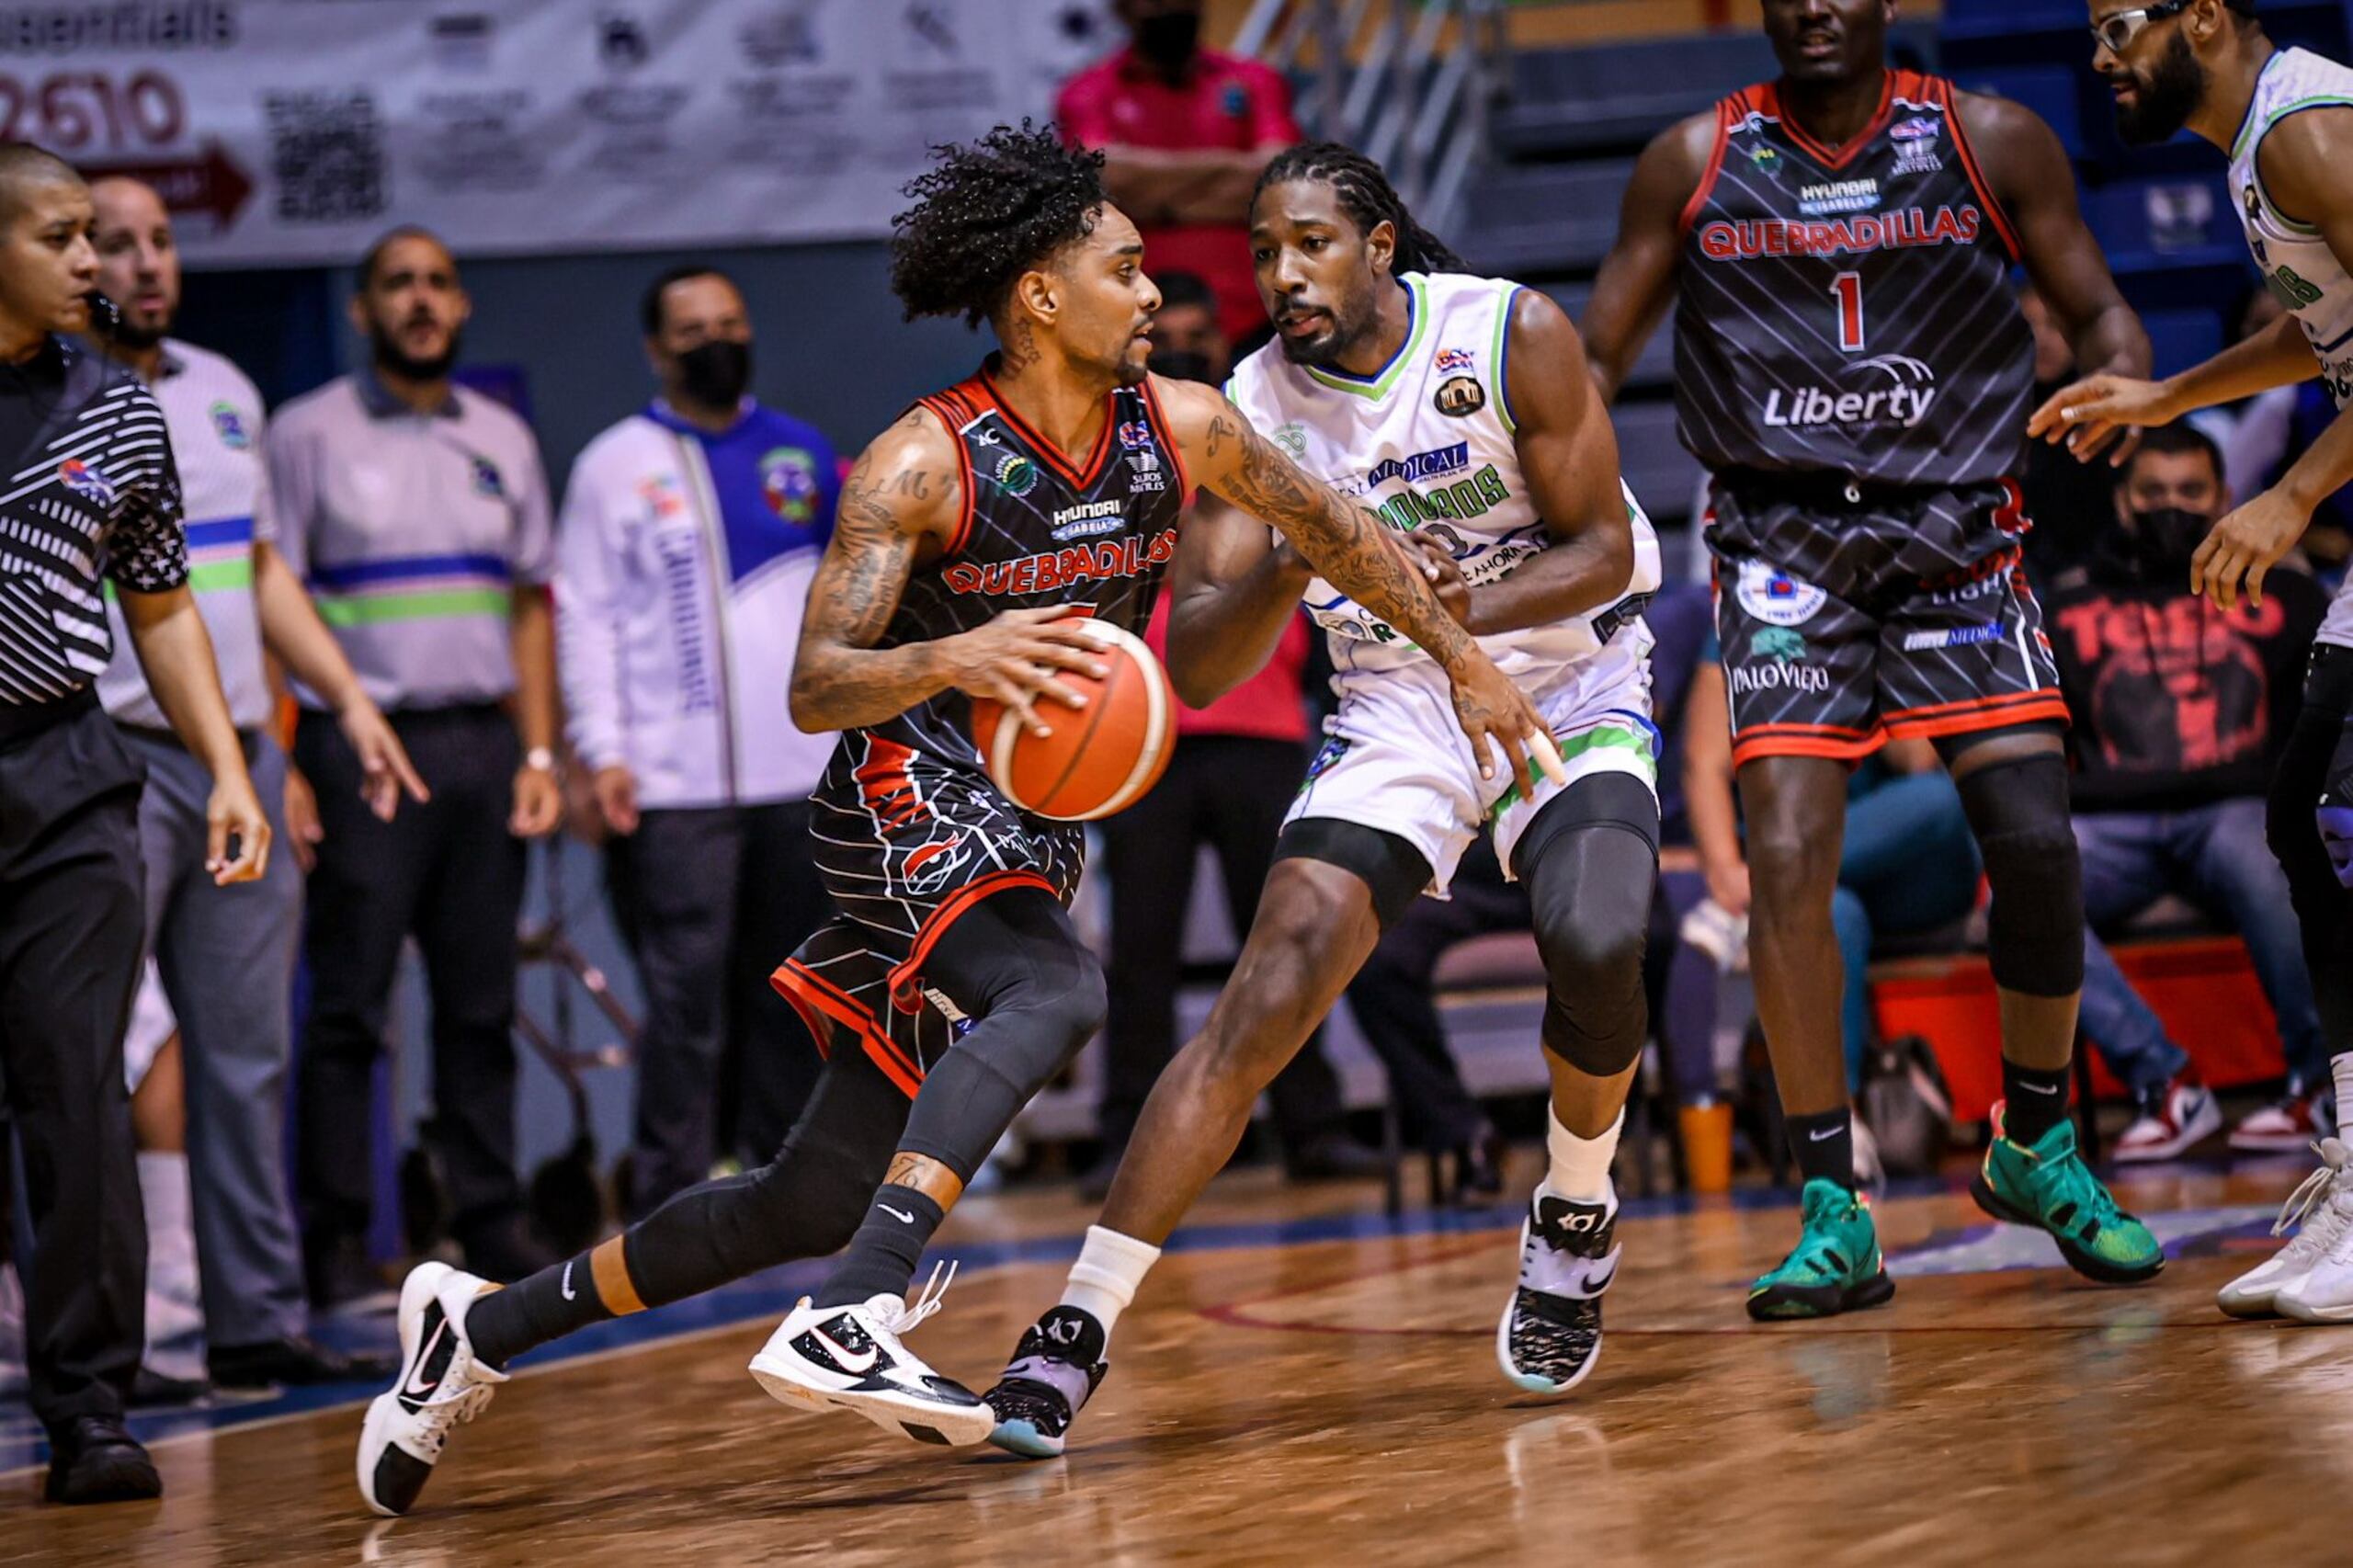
[1496,1187,1620,1395]
[2217,1139,2353,1320]
[747,1263,995,1446]
[357,1262,508,1516]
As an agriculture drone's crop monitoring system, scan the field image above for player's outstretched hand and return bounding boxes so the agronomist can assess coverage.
[2191,484,2311,611]
[2027,374,2177,465]
[942,607,1114,739]
[1447,653,1555,797]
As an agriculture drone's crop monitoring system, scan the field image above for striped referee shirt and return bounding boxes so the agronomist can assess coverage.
[0,336,186,709]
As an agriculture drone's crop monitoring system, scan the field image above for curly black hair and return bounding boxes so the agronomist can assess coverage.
[1254,142,1466,276]
[891,121,1108,328]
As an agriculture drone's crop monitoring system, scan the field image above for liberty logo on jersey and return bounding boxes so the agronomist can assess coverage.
[1760,354,1938,431]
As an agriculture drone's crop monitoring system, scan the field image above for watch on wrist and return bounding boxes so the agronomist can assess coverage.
[524,746,558,775]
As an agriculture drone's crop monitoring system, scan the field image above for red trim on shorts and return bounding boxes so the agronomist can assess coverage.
[771,960,925,1097]
[1937,77,2024,264]
[854,735,926,830]
[767,965,835,1062]
[1883,689,2070,740]
[884,869,1060,1013]
[1678,96,1737,237]
[974,369,1120,491]
[1138,374,1195,505]
[1732,721,1884,768]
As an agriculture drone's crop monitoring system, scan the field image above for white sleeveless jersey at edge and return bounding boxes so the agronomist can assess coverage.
[2228,46,2353,646]
[1222,270,1663,690]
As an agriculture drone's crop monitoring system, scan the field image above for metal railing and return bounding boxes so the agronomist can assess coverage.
[1233,0,1508,239]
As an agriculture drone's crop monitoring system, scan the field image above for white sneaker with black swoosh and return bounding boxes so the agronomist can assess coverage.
[1496,1186,1620,1395]
[746,1263,994,1446]
[356,1262,507,1517]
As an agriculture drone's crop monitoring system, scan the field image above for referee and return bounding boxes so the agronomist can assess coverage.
[0,147,269,1506]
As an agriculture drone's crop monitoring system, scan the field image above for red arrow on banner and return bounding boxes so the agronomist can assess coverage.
[82,143,253,228]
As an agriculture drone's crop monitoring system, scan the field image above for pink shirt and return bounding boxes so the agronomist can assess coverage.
[1143,595,1311,744]
[1057,47,1301,341]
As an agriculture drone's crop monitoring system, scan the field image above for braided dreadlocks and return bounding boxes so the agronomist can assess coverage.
[891,122,1108,327]
[1254,142,1466,276]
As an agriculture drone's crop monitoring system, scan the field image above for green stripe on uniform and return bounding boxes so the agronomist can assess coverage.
[186,559,254,594]
[314,587,510,627]
[1485,723,1656,819]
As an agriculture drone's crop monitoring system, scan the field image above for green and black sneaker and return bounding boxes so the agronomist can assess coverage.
[1971,1103,2164,1285]
[1746,1178,1896,1322]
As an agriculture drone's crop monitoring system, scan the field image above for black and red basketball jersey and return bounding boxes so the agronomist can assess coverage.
[1672,70,2034,488]
[839,360,1188,782]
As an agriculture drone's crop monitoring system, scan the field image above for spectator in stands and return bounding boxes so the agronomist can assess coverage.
[555,265,839,1217]
[2046,425,2328,1161]
[1684,629,1981,1180]
[272,227,563,1305]
[1346,581,1717,1197]
[87,175,412,1389]
[1057,0,1302,343]
[1089,277,1380,1199]
[2018,285,2119,585]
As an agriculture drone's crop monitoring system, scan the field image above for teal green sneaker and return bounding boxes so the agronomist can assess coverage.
[1745,1178,1896,1321]
[1971,1104,2164,1284]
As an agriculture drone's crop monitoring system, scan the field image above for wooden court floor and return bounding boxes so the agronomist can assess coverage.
[7,1160,2352,1567]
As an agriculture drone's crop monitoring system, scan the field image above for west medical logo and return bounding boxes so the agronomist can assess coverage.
[1364,442,1470,490]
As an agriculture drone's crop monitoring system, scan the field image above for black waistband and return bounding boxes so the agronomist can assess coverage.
[0,685,97,750]
[1712,467,1982,510]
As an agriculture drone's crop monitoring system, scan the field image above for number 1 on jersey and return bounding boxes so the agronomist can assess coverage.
[1831,271,1866,354]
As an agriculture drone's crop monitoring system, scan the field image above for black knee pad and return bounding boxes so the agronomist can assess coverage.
[1522,774,1659,1077]
[1273,817,1434,930]
[1954,753,2084,997]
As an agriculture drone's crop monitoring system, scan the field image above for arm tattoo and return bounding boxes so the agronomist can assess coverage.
[790,455,946,728]
[1215,424,1473,665]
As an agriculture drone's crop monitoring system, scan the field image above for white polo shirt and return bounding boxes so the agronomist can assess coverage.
[97,337,276,732]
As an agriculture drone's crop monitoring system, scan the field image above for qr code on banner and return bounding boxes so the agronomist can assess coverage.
[265,92,385,223]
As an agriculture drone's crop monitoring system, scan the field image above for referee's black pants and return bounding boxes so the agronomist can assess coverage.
[0,694,148,1431]
[295,705,527,1267]
[1097,735,1352,1158]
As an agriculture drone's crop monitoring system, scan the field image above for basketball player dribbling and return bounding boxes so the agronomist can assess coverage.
[1582,0,2167,1316]
[355,124,1545,1514]
[2035,0,2353,1325]
[980,143,1667,1458]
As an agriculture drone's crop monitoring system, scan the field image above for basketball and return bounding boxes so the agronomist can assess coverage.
[971,619,1174,821]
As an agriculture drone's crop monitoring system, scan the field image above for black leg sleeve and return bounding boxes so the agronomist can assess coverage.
[1518,773,1660,1078]
[2272,647,2353,1058]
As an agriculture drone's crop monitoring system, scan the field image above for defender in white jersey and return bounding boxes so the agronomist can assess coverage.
[983,145,1663,1457]
[2041,1,2353,1324]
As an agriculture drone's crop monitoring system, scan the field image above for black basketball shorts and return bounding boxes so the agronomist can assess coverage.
[1707,476,2067,767]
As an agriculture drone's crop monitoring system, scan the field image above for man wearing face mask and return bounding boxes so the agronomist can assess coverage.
[1056,0,1302,343]
[554,265,841,1216]
[2044,425,2327,1160]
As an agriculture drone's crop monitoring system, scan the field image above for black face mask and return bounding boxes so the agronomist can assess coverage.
[2126,506,2212,574]
[1135,10,1199,73]
[1150,348,1215,386]
[676,338,751,409]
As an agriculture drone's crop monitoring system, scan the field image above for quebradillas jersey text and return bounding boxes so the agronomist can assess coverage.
[1674,69,2033,487]
[816,362,1188,793]
[1223,270,1662,694]
[2229,46,2353,649]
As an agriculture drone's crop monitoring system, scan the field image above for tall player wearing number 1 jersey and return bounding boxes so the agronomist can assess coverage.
[2035,0,2353,1325]
[1585,0,2164,1315]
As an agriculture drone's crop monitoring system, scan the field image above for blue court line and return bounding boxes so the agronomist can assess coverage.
[0,1172,2270,1474]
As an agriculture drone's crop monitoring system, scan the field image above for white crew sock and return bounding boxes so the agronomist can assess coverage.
[2335,1053,2353,1142]
[1059,1224,1162,1343]
[1542,1108,1624,1205]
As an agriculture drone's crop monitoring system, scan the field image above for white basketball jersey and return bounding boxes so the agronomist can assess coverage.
[1223,271,1662,691]
[2229,47,2353,646]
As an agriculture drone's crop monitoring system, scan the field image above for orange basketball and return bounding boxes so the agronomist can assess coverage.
[971,619,1175,821]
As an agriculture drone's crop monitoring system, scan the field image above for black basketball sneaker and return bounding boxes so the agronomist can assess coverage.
[984,1305,1109,1459]
[747,1263,995,1446]
[357,1262,507,1516]
[1496,1189,1620,1394]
